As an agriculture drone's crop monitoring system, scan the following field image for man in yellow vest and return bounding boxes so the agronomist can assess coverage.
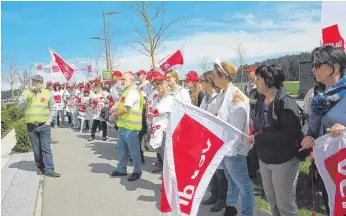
[17,75,60,178]
[109,72,144,181]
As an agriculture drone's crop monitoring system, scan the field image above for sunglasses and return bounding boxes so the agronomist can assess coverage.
[312,62,325,69]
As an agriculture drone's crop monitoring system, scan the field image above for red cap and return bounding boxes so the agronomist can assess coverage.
[83,87,89,92]
[147,71,161,80]
[94,78,101,83]
[184,71,199,83]
[104,80,111,85]
[78,83,84,88]
[153,73,167,82]
[137,70,147,76]
[246,66,257,73]
[53,82,60,87]
[112,71,122,77]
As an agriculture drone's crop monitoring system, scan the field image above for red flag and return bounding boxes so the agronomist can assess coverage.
[49,47,75,81]
[87,65,92,73]
[36,64,43,71]
[150,97,248,216]
[314,131,346,216]
[323,24,345,50]
[52,65,60,73]
[159,50,184,73]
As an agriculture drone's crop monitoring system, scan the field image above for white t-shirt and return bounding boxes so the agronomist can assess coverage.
[92,91,110,121]
[123,86,141,110]
[110,83,124,102]
[53,91,64,111]
[150,94,174,149]
[200,92,219,114]
[217,85,252,157]
[138,80,151,100]
[171,86,191,104]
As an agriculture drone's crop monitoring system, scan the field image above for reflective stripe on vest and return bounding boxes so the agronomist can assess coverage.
[116,86,144,131]
[23,89,50,123]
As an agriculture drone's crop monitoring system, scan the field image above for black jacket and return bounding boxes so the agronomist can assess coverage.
[253,86,305,164]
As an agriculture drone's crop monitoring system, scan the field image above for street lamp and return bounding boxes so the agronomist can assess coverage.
[91,11,118,71]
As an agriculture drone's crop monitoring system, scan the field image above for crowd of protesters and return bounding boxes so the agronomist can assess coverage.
[40,45,345,216]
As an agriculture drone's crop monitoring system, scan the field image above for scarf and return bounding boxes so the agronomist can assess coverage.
[312,74,346,115]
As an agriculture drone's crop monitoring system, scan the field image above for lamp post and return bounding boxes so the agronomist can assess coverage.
[91,11,118,71]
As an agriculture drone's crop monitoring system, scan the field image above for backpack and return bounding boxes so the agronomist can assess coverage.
[273,94,311,161]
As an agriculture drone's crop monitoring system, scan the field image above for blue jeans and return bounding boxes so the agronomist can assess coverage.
[27,124,55,174]
[116,127,142,174]
[223,154,254,216]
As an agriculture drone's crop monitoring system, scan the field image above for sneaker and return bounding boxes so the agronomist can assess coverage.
[102,137,107,141]
[223,206,237,216]
[45,171,60,178]
[128,172,142,181]
[88,137,95,141]
[110,170,127,177]
[210,199,226,212]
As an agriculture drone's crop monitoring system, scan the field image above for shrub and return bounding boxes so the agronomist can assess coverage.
[1,110,11,137]
[12,119,32,153]
[7,105,23,121]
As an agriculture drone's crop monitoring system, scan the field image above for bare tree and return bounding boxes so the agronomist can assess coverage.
[126,2,185,67]
[3,58,18,98]
[234,43,246,90]
[17,65,34,89]
[198,55,211,73]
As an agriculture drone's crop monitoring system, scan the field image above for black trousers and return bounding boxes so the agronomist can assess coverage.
[91,120,107,138]
[137,108,147,161]
[247,145,259,177]
[67,112,72,124]
[209,169,228,200]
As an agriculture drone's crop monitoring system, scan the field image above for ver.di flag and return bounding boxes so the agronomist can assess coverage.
[313,129,346,216]
[156,97,249,216]
[159,50,184,73]
[49,47,75,81]
[322,2,346,50]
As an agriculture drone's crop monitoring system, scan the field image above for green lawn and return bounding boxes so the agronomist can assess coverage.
[234,81,299,96]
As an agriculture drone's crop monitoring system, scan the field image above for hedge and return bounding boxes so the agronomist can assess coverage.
[1,104,22,138]
[12,118,32,153]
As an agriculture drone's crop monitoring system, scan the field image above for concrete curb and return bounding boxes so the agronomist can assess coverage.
[34,175,45,216]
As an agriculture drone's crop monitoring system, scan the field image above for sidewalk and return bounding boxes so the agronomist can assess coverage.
[1,153,41,216]
[1,129,17,170]
[42,127,271,216]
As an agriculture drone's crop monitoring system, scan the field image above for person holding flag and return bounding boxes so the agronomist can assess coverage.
[198,71,228,213]
[299,45,346,215]
[211,60,254,216]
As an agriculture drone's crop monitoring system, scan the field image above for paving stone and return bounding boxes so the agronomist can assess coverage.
[1,202,36,216]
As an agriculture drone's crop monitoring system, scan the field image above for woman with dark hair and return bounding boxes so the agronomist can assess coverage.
[249,64,303,216]
[299,45,346,215]
[247,64,304,216]
[212,61,254,216]
[199,71,228,212]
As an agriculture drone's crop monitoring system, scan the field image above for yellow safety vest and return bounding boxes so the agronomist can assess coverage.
[22,89,50,123]
[116,86,144,131]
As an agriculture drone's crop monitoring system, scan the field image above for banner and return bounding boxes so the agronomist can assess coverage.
[322,2,346,50]
[314,130,346,216]
[102,70,113,81]
[157,97,247,216]
[49,47,75,81]
[159,50,184,73]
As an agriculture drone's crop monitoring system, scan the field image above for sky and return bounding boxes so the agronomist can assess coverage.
[1,1,322,90]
